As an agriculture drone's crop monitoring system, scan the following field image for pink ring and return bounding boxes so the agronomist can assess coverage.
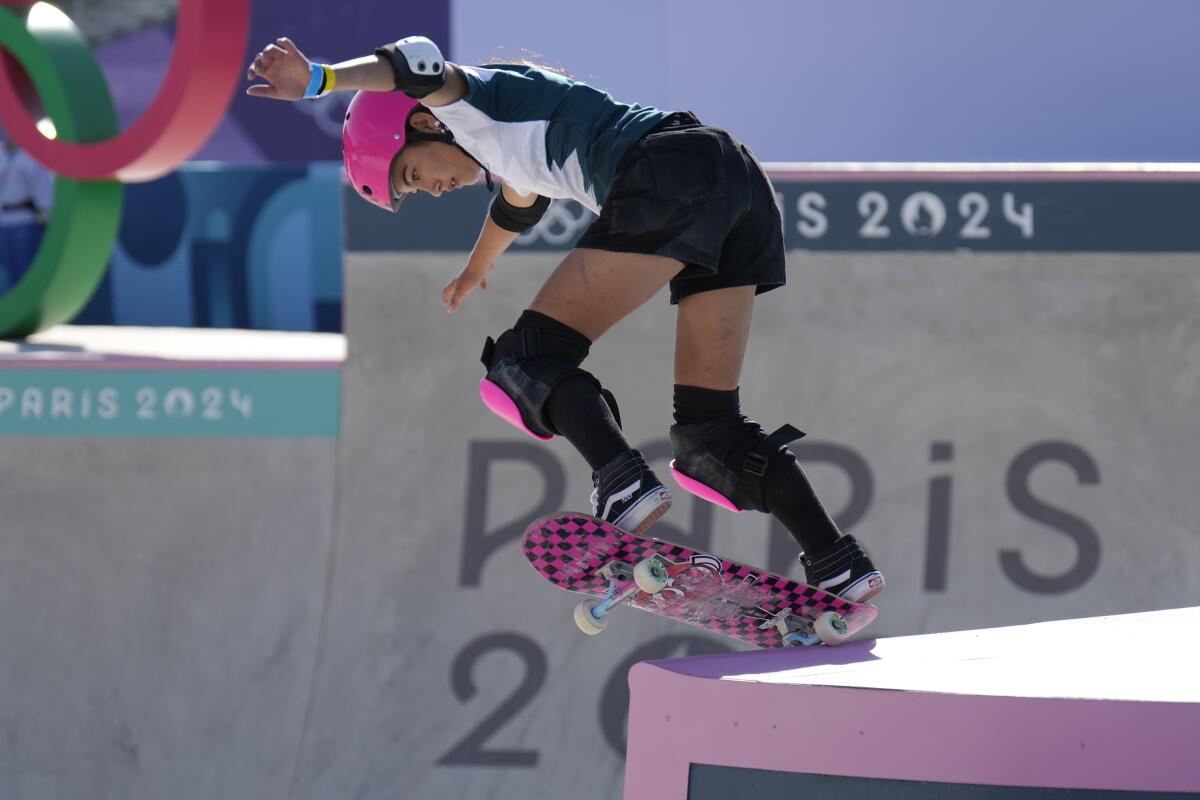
[0,0,250,182]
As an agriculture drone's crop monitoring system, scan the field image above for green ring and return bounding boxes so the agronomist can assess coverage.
[0,4,123,339]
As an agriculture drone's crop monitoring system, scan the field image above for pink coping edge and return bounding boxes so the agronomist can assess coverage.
[669,460,741,512]
[0,359,344,371]
[624,659,1200,798]
[479,379,552,441]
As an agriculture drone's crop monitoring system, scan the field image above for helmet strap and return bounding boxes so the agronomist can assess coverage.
[458,145,495,192]
[404,118,495,192]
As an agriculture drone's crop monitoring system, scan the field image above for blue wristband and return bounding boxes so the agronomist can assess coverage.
[303,62,325,99]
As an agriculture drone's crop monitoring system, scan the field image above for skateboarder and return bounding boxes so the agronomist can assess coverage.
[246,35,885,604]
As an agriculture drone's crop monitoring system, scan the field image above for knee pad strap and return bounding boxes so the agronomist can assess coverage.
[670,420,805,512]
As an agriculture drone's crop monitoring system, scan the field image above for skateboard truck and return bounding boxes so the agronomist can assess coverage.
[576,558,671,636]
[758,606,851,647]
[759,608,819,647]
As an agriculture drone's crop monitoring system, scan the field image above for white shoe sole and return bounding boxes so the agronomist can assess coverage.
[837,571,886,604]
[612,488,673,536]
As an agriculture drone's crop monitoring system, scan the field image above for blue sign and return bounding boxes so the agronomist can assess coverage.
[343,178,1200,253]
[0,368,340,437]
[74,163,344,332]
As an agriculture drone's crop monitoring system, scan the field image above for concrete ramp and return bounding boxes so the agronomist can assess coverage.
[0,327,343,800]
[626,607,1200,798]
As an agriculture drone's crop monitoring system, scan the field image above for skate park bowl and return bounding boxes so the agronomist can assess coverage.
[4,163,1200,798]
[0,326,344,799]
[625,607,1200,799]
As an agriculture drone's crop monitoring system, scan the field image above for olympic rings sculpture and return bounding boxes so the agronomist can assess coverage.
[0,1,249,337]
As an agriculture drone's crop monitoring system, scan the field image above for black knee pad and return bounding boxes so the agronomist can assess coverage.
[479,328,621,439]
[669,416,804,512]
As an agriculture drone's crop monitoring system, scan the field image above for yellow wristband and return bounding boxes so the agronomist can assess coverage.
[320,64,336,96]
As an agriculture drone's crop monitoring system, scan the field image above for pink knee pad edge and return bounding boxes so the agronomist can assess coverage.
[669,460,742,512]
[479,379,553,441]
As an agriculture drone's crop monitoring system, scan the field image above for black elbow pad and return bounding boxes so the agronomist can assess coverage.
[490,192,551,233]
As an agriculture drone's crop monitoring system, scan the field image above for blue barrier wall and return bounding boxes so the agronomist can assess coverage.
[58,164,1200,335]
[344,171,1200,254]
[73,163,344,332]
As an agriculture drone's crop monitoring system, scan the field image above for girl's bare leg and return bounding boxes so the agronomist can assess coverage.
[673,285,756,389]
[529,248,683,340]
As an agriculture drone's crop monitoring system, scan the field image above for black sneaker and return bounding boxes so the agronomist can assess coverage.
[801,535,885,603]
[591,450,672,536]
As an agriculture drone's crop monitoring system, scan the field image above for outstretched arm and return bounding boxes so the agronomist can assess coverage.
[442,185,546,314]
[246,37,466,107]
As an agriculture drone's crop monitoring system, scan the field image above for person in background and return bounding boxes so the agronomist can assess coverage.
[0,129,54,293]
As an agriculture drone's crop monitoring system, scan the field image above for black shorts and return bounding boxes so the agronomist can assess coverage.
[576,112,786,304]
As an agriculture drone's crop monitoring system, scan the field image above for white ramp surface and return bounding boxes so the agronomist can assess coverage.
[626,608,1200,799]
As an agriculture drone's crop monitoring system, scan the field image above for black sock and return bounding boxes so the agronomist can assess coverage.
[673,384,741,426]
[513,310,629,470]
[763,460,841,555]
[545,376,628,470]
[673,384,840,554]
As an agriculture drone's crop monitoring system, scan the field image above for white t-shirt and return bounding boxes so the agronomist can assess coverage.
[431,64,672,214]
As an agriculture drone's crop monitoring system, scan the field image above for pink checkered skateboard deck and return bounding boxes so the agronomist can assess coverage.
[522,512,878,649]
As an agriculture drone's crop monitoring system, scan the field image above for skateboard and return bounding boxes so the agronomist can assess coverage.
[522,512,878,649]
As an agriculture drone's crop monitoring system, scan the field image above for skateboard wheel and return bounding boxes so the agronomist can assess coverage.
[574,600,608,636]
[633,558,670,594]
[814,610,851,645]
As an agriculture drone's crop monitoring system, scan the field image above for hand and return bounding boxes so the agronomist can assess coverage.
[442,263,493,313]
[246,38,313,101]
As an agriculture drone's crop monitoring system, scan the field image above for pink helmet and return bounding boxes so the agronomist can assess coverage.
[342,90,422,212]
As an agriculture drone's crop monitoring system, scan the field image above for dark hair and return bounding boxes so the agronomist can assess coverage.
[479,52,572,78]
